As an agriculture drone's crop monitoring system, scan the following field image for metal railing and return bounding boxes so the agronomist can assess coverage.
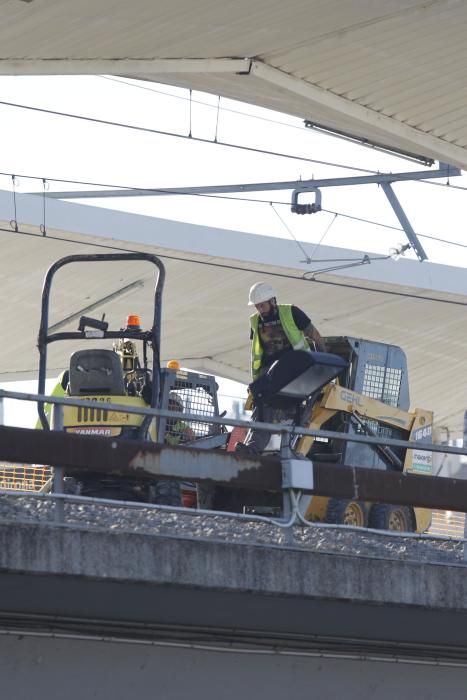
[1,388,467,537]
[1,387,465,457]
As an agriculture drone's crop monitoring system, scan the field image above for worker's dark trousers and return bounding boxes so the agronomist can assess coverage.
[242,403,277,454]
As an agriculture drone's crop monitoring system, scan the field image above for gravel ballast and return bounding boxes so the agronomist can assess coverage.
[0,492,463,565]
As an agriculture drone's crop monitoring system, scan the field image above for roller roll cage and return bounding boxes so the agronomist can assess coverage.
[37,252,165,435]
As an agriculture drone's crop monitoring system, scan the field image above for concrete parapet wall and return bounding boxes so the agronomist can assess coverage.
[0,519,466,655]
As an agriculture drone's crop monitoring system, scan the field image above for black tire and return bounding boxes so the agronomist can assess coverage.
[151,480,182,507]
[368,503,415,532]
[82,486,139,501]
[63,477,79,495]
[325,498,368,527]
[212,487,281,514]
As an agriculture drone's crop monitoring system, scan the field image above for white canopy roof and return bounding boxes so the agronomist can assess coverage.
[0,190,465,437]
[2,0,467,167]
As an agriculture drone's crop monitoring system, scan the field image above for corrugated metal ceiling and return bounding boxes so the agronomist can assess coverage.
[2,0,467,164]
[1,223,465,437]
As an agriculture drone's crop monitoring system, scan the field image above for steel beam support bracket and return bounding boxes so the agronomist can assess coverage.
[380,182,427,261]
[381,163,460,260]
[42,161,461,263]
[51,403,64,523]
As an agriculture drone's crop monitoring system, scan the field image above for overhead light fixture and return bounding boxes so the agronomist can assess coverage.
[303,119,435,167]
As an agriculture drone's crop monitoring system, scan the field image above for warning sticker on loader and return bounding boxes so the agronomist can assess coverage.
[411,449,433,474]
[408,423,433,474]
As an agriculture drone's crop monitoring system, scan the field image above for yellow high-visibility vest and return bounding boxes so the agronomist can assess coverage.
[35,371,67,429]
[250,304,310,380]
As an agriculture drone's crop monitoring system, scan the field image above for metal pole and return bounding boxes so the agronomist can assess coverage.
[463,411,467,561]
[380,182,427,261]
[42,163,461,200]
[52,403,64,523]
[1,387,466,458]
[279,430,294,523]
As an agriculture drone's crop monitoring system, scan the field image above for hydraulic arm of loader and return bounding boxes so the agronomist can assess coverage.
[296,382,433,474]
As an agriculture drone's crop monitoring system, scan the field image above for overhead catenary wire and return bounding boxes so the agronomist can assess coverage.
[0,83,465,211]
[1,166,466,253]
[3,182,467,257]
[0,98,375,171]
[1,94,465,193]
[97,76,439,168]
[2,224,467,308]
[1,90,459,194]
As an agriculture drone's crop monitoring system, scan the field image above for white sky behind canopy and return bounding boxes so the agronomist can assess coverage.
[0,75,465,268]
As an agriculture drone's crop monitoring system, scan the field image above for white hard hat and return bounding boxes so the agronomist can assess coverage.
[248,282,276,306]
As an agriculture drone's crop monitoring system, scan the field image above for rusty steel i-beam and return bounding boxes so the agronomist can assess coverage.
[1,425,467,512]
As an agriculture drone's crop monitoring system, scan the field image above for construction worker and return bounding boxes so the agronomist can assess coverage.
[164,392,198,507]
[35,370,69,429]
[164,393,196,446]
[236,281,326,455]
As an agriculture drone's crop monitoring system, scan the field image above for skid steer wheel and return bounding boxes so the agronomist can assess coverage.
[368,504,415,532]
[150,480,182,507]
[63,477,80,495]
[325,498,368,528]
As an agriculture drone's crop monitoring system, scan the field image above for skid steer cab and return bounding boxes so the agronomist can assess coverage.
[298,336,433,533]
[241,337,433,533]
[36,253,223,506]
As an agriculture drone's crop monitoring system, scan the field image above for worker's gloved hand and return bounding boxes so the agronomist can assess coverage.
[141,382,153,404]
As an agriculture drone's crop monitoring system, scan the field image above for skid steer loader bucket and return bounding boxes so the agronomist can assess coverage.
[249,349,348,405]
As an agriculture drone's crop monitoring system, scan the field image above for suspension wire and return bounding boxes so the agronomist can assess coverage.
[270,202,313,263]
[40,178,48,236]
[188,89,192,138]
[307,212,339,261]
[270,204,411,270]
[9,174,18,232]
[214,95,221,143]
[98,75,335,135]
[98,76,458,177]
[2,224,467,308]
[417,232,467,249]
[419,178,467,193]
